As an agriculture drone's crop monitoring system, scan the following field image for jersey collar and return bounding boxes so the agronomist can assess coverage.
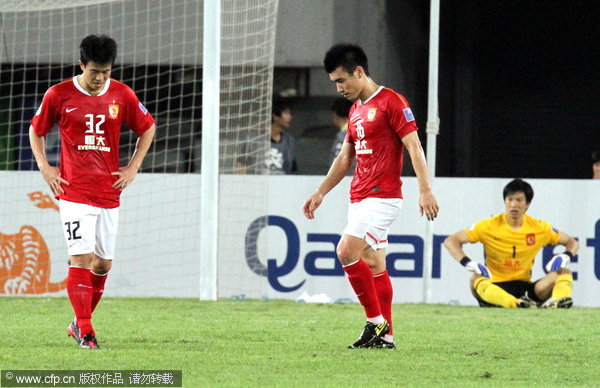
[72,76,111,96]
[359,85,384,105]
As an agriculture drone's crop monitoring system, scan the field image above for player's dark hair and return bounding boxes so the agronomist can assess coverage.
[272,99,291,118]
[503,178,534,204]
[80,34,117,66]
[331,97,353,119]
[592,150,600,164]
[324,44,369,76]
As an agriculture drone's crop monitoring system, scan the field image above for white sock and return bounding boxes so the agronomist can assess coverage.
[366,315,385,325]
[383,334,394,343]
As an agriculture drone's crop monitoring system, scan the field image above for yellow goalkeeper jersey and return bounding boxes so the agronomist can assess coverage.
[464,213,561,282]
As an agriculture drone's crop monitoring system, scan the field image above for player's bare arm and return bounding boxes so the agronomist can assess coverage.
[558,231,579,255]
[401,131,439,221]
[302,142,355,219]
[112,124,156,190]
[29,125,70,195]
[444,230,491,277]
[443,230,471,262]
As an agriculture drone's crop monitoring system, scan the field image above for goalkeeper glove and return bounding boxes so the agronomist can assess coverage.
[460,256,491,278]
[545,251,573,272]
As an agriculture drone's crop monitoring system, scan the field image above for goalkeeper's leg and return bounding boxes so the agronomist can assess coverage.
[536,269,573,308]
[471,276,521,308]
[551,269,573,301]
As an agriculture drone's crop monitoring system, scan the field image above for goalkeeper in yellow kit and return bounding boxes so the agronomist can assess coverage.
[444,179,579,308]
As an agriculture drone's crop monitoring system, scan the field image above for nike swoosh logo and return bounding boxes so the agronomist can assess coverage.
[66,107,77,113]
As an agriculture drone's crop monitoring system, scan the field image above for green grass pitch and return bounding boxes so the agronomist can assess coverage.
[1,297,599,387]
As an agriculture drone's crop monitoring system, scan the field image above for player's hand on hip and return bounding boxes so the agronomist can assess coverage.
[545,252,573,272]
[461,257,491,278]
[111,165,139,190]
[302,192,323,220]
[419,191,439,221]
[40,164,70,195]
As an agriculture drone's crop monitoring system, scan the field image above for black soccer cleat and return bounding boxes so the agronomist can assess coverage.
[79,333,100,349]
[67,319,81,344]
[556,297,574,309]
[543,297,573,309]
[373,337,396,349]
[516,296,537,308]
[348,320,389,349]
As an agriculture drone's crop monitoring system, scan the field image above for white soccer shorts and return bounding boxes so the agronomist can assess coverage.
[59,199,119,260]
[342,197,403,250]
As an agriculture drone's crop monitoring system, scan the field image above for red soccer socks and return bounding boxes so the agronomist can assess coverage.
[373,270,393,335]
[90,271,108,313]
[343,259,382,320]
[66,267,94,335]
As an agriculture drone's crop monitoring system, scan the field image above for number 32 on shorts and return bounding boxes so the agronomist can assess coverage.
[64,221,82,240]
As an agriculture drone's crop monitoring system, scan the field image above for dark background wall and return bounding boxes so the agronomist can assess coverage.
[423,0,599,178]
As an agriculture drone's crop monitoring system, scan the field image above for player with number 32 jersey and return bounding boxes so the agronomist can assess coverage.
[31,77,154,208]
[29,35,155,350]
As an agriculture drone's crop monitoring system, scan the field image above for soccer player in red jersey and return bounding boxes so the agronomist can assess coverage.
[29,35,156,349]
[302,44,439,349]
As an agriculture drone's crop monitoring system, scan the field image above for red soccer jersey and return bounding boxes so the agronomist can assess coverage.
[30,77,155,208]
[345,87,417,202]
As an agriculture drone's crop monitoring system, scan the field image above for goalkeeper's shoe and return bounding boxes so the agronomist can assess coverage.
[373,337,396,349]
[348,320,389,349]
[542,297,573,309]
[516,296,537,308]
[79,333,100,349]
[67,319,81,344]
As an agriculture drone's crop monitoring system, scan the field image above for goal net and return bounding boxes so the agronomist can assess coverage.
[0,0,277,298]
